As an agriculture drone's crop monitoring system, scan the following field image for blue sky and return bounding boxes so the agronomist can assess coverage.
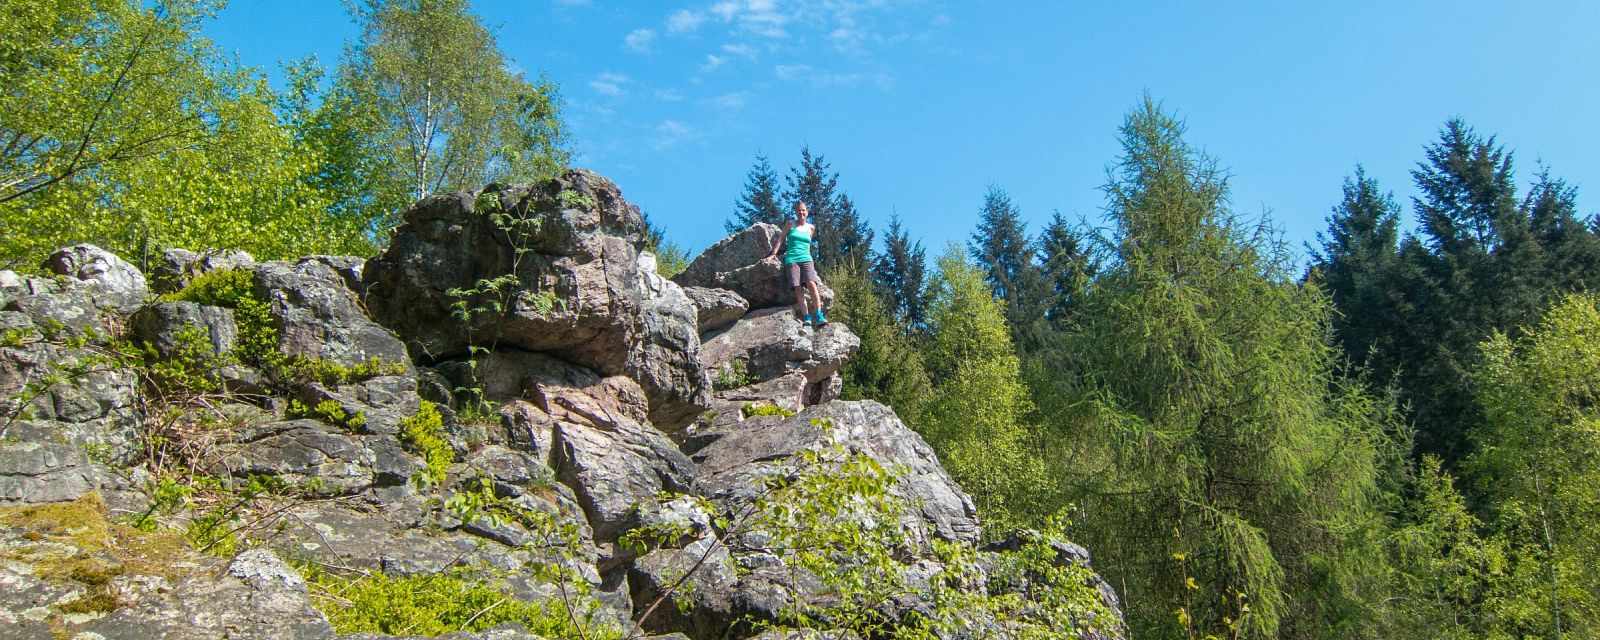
[204,0,1600,260]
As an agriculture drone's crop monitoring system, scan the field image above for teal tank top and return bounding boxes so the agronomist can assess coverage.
[784,224,814,265]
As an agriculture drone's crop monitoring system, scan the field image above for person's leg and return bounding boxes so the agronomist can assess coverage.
[789,263,812,318]
[805,266,826,325]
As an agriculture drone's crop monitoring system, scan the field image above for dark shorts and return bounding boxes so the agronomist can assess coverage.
[786,261,817,288]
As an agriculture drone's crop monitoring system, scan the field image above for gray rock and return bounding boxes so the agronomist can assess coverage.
[299,255,366,295]
[1,280,141,495]
[672,223,835,310]
[633,253,713,426]
[629,533,742,638]
[152,247,255,294]
[364,170,709,428]
[701,307,859,402]
[214,419,412,495]
[683,286,748,333]
[693,400,981,547]
[252,261,413,371]
[552,414,695,543]
[43,244,148,312]
[129,301,238,358]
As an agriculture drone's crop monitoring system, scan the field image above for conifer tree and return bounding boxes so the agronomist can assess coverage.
[823,193,875,269]
[1034,211,1098,332]
[1309,168,1403,372]
[1045,99,1398,639]
[784,146,840,230]
[872,214,930,332]
[970,187,1032,302]
[726,153,784,232]
[828,263,933,424]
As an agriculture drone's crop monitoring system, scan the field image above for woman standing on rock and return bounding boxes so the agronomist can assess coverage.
[769,201,828,327]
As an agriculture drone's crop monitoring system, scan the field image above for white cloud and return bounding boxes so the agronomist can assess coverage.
[721,43,757,58]
[625,28,656,53]
[774,64,892,90]
[589,72,630,97]
[655,120,695,149]
[667,9,705,33]
[774,63,812,80]
[708,0,789,39]
[554,0,590,5]
[710,92,748,111]
[700,54,727,72]
[654,88,685,102]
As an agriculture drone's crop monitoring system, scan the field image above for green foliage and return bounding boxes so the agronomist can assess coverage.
[828,262,933,424]
[286,399,366,431]
[323,0,569,229]
[1461,293,1600,637]
[872,213,931,332]
[0,0,371,270]
[921,247,1047,533]
[142,323,228,395]
[399,401,451,487]
[301,564,620,639]
[727,153,786,233]
[740,402,795,419]
[713,360,752,391]
[1036,98,1400,640]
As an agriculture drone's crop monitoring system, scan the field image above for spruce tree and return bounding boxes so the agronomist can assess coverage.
[823,193,875,269]
[1309,168,1403,372]
[969,186,1041,333]
[726,153,785,233]
[1035,211,1098,331]
[872,214,930,332]
[784,146,840,231]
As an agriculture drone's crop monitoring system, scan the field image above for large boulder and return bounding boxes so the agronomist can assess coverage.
[700,307,859,409]
[672,224,834,310]
[691,400,981,547]
[251,259,412,371]
[1,273,141,504]
[43,243,149,313]
[363,170,709,427]
[683,286,748,333]
[151,248,255,294]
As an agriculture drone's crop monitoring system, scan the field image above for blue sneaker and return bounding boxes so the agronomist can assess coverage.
[814,309,828,327]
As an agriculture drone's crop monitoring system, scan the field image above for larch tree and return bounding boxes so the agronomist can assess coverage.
[1045,98,1399,640]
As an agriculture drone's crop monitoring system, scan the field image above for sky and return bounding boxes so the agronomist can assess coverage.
[203,0,1600,260]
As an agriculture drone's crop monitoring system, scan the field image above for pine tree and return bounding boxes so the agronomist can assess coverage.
[726,153,785,233]
[872,214,930,332]
[784,146,840,231]
[1309,168,1403,372]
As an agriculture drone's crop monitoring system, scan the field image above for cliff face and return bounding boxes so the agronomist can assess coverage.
[0,170,1124,640]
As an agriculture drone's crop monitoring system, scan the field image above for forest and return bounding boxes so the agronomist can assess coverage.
[5,2,1598,639]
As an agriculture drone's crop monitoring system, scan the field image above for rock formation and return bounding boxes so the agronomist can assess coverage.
[0,170,1124,640]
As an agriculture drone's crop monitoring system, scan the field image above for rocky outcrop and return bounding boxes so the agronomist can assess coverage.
[363,170,710,427]
[0,169,1125,640]
[672,223,833,310]
[44,244,150,313]
[683,286,747,333]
